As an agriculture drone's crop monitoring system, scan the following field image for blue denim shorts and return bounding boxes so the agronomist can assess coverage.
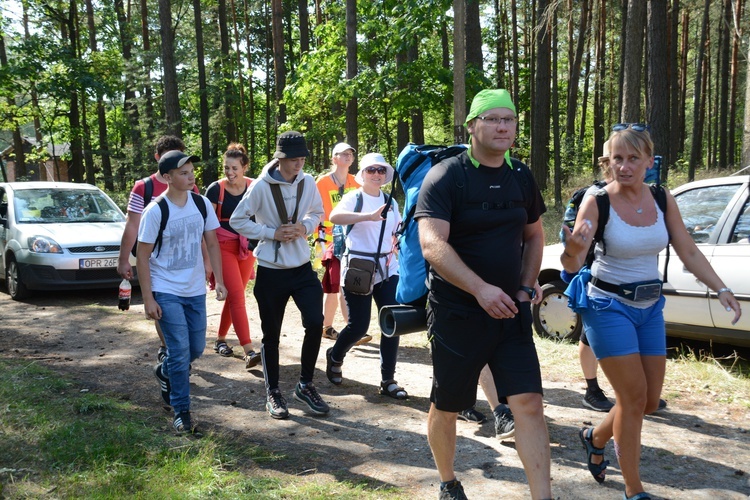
[581,295,666,359]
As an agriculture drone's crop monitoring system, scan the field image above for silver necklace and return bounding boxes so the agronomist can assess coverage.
[630,185,645,214]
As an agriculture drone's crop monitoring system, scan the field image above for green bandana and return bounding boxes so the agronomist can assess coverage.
[464,89,516,126]
[465,89,516,168]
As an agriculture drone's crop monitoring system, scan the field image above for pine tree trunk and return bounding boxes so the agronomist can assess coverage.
[158,0,182,137]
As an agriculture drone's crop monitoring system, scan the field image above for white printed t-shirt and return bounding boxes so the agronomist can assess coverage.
[138,194,220,297]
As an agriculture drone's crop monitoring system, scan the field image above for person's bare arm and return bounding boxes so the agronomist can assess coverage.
[117,212,141,279]
[203,230,227,301]
[517,218,545,302]
[664,191,741,324]
[418,217,518,319]
[135,241,160,320]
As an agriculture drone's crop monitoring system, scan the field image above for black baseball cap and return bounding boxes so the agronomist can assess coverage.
[158,150,201,176]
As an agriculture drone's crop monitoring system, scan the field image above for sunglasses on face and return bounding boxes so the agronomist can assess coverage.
[363,166,387,175]
[612,123,650,132]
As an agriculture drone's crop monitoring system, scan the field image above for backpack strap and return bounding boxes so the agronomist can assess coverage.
[269,178,306,262]
[269,178,305,225]
[143,176,154,206]
[650,184,670,282]
[216,177,252,221]
[344,191,365,236]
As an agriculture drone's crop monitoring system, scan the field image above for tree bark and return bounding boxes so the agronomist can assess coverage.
[408,37,424,145]
[0,32,26,180]
[743,35,750,167]
[115,0,142,183]
[593,0,607,172]
[565,0,589,138]
[345,0,358,161]
[621,0,646,122]
[717,0,731,169]
[531,0,551,188]
[688,0,711,180]
[193,0,212,186]
[85,0,113,188]
[271,0,287,124]
[158,0,181,137]
[453,0,467,144]
[646,0,669,171]
[140,0,154,136]
[728,0,743,168]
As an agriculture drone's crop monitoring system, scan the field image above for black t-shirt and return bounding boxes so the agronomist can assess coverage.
[205,181,249,234]
[414,151,546,308]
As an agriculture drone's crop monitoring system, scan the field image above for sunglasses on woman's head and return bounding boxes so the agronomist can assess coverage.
[363,166,387,175]
[612,123,650,133]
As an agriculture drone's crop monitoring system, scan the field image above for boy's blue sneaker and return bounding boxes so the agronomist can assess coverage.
[154,362,171,406]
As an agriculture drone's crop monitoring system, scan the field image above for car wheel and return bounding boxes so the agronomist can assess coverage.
[532,280,581,342]
[6,256,31,300]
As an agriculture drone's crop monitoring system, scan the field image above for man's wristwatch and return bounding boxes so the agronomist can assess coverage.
[519,285,536,300]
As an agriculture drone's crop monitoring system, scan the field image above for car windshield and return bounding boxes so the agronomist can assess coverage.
[13,188,125,223]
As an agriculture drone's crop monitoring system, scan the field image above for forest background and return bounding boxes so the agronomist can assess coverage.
[0,0,749,209]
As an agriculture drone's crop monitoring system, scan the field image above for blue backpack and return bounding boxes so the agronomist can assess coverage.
[393,144,468,305]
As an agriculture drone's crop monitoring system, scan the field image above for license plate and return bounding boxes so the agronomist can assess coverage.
[79,258,117,269]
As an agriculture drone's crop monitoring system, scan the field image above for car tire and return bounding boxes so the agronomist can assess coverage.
[6,255,31,300]
[532,280,581,342]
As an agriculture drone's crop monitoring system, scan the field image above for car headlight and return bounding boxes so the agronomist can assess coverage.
[28,236,64,253]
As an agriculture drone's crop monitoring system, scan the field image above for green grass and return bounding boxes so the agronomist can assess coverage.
[0,359,404,499]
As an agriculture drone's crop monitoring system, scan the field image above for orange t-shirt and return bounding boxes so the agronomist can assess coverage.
[316,172,359,236]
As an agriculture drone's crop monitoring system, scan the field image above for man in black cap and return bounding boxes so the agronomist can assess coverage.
[231,131,329,420]
[137,150,227,435]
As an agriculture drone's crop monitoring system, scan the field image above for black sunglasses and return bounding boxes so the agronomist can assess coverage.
[612,123,650,133]
[363,166,387,175]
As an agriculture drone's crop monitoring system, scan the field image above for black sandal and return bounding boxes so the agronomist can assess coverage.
[380,380,408,400]
[214,340,234,357]
[326,348,343,385]
[579,427,609,483]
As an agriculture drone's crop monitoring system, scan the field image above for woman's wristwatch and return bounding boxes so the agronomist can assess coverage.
[717,287,734,295]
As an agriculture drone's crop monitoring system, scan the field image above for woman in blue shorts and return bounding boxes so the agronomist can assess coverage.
[560,125,741,500]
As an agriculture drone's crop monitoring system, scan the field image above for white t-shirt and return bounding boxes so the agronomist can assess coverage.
[138,194,220,297]
[337,189,400,284]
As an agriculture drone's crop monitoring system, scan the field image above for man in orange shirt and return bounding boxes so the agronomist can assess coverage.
[315,143,362,341]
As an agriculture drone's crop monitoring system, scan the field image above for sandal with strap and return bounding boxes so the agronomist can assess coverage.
[624,493,651,500]
[380,380,408,400]
[326,348,343,385]
[214,340,234,357]
[579,427,609,484]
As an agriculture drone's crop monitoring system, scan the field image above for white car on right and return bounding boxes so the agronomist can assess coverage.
[533,173,750,347]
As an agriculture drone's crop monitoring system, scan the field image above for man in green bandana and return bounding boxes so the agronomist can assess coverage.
[414,89,551,499]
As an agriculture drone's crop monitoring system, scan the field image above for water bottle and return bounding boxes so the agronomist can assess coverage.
[118,279,132,311]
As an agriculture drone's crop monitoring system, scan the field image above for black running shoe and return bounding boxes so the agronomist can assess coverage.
[439,479,468,500]
[457,406,487,423]
[157,346,167,364]
[266,389,289,420]
[494,407,515,440]
[154,362,171,406]
[294,382,330,415]
[583,388,615,412]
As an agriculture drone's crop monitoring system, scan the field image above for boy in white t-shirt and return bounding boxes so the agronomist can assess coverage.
[137,150,227,435]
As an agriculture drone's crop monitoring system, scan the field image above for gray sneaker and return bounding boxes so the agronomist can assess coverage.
[294,382,330,415]
[494,407,515,440]
[438,479,468,500]
[266,389,289,420]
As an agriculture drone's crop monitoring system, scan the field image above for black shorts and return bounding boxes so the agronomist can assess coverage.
[580,329,590,346]
[427,298,543,412]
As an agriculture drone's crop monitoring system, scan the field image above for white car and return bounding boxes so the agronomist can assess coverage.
[533,174,750,347]
[0,182,127,300]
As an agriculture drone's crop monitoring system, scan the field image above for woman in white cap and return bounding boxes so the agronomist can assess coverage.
[325,152,407,399]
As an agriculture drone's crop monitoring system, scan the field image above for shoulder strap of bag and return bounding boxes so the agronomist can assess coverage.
[270,178,305,225]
